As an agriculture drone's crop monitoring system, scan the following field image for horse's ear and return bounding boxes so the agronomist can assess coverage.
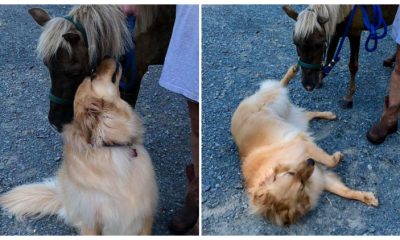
[317,16,329,25]
[28,8,51,27]
[62,33,81,45]
[282,5,298,21]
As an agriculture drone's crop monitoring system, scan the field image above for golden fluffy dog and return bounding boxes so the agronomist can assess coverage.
[231,66,378,226]
[0,58,158,235]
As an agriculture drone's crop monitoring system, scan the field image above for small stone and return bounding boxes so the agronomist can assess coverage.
[367,164,372,171]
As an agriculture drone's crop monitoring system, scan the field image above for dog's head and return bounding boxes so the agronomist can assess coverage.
[71,58,143,147]
[249,158,316,226]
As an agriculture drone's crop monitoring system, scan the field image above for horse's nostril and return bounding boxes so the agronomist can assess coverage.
[305,85,313,91]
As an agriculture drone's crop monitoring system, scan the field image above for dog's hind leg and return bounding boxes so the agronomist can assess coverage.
[305,141,343,168]
[280,65,299,86]
[324,172,378,207]
[306,111,336,121]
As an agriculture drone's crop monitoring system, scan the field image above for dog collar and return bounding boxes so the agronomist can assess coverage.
[102,142,138,158]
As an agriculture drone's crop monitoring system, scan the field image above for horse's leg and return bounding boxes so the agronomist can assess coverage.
[121,6,175,108]
[320,33,340,88]
[339,34,361,109]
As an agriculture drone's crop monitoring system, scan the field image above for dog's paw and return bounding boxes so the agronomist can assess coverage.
[362,192,379,207]
[330,151,343,167]
[324,112,337,120]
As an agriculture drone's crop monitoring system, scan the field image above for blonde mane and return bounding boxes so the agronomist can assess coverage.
[294,5,353,42]
[37,5,136,67]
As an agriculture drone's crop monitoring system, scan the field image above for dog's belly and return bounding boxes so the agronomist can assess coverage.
[232,80,309,158]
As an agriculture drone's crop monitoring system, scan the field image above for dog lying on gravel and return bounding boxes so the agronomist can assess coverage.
[231,66,378,226]
[0,58,158,235]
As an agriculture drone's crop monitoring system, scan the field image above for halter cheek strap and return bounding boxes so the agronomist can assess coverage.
[64,15,88,46]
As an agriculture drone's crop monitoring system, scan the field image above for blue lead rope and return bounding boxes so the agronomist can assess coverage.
[322,5,387,75]
[322,6,357,75]
[361,5,387,52]
[119,15,138,90]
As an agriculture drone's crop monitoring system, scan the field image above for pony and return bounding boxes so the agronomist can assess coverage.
[283,5,397,109]
[29,5,175,131]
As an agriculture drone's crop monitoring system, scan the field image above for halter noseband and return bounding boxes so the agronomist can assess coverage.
[49,91,74,105]
[297,59,323,70]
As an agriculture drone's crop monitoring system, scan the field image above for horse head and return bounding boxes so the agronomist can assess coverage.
[28,6,132,132]
[283,5,329,91]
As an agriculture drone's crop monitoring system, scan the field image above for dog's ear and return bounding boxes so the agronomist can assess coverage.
[76,97,105,146]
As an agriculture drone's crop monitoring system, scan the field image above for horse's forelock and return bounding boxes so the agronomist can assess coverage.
[37,6,134,67]
[293,5,352,42]
[69,5,133,67]
[37,17,73,62]
[294,10,324,42]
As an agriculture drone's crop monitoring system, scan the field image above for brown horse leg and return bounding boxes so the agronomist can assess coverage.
[120,5,175,109]
[339,34,361,109]
[320,33,340,87]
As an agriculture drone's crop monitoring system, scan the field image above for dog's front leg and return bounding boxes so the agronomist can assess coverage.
[306,111,337,121]
[324,172,379,206]
[305,141,343,168]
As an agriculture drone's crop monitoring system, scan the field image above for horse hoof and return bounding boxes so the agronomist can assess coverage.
[339,99,353,109]
[383,60,394,68]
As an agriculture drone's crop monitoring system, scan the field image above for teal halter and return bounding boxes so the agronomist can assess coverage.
[49,91,73,105]
[63,15,88,46]
[297,59,323,70]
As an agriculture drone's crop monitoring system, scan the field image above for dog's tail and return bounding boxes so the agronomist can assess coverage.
[280,64,299,86]
[0,179,62,220]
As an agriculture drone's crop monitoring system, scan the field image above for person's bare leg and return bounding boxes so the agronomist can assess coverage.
[367,44,400,144]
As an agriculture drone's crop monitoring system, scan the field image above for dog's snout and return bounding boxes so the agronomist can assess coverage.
[306,158,315,166]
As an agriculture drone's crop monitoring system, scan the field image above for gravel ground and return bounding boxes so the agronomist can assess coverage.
[0,5,191,235]
[202,5,400,235]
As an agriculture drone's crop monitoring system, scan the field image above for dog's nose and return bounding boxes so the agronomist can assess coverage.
[306,158,315,166]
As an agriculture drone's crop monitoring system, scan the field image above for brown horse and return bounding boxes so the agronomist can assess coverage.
[283,5,397,109]
[29,5,175,131]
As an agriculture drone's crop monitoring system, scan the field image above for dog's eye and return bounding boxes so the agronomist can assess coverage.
[287,172,295,176]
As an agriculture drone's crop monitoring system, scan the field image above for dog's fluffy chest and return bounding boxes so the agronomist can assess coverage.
[58,144,157,231]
